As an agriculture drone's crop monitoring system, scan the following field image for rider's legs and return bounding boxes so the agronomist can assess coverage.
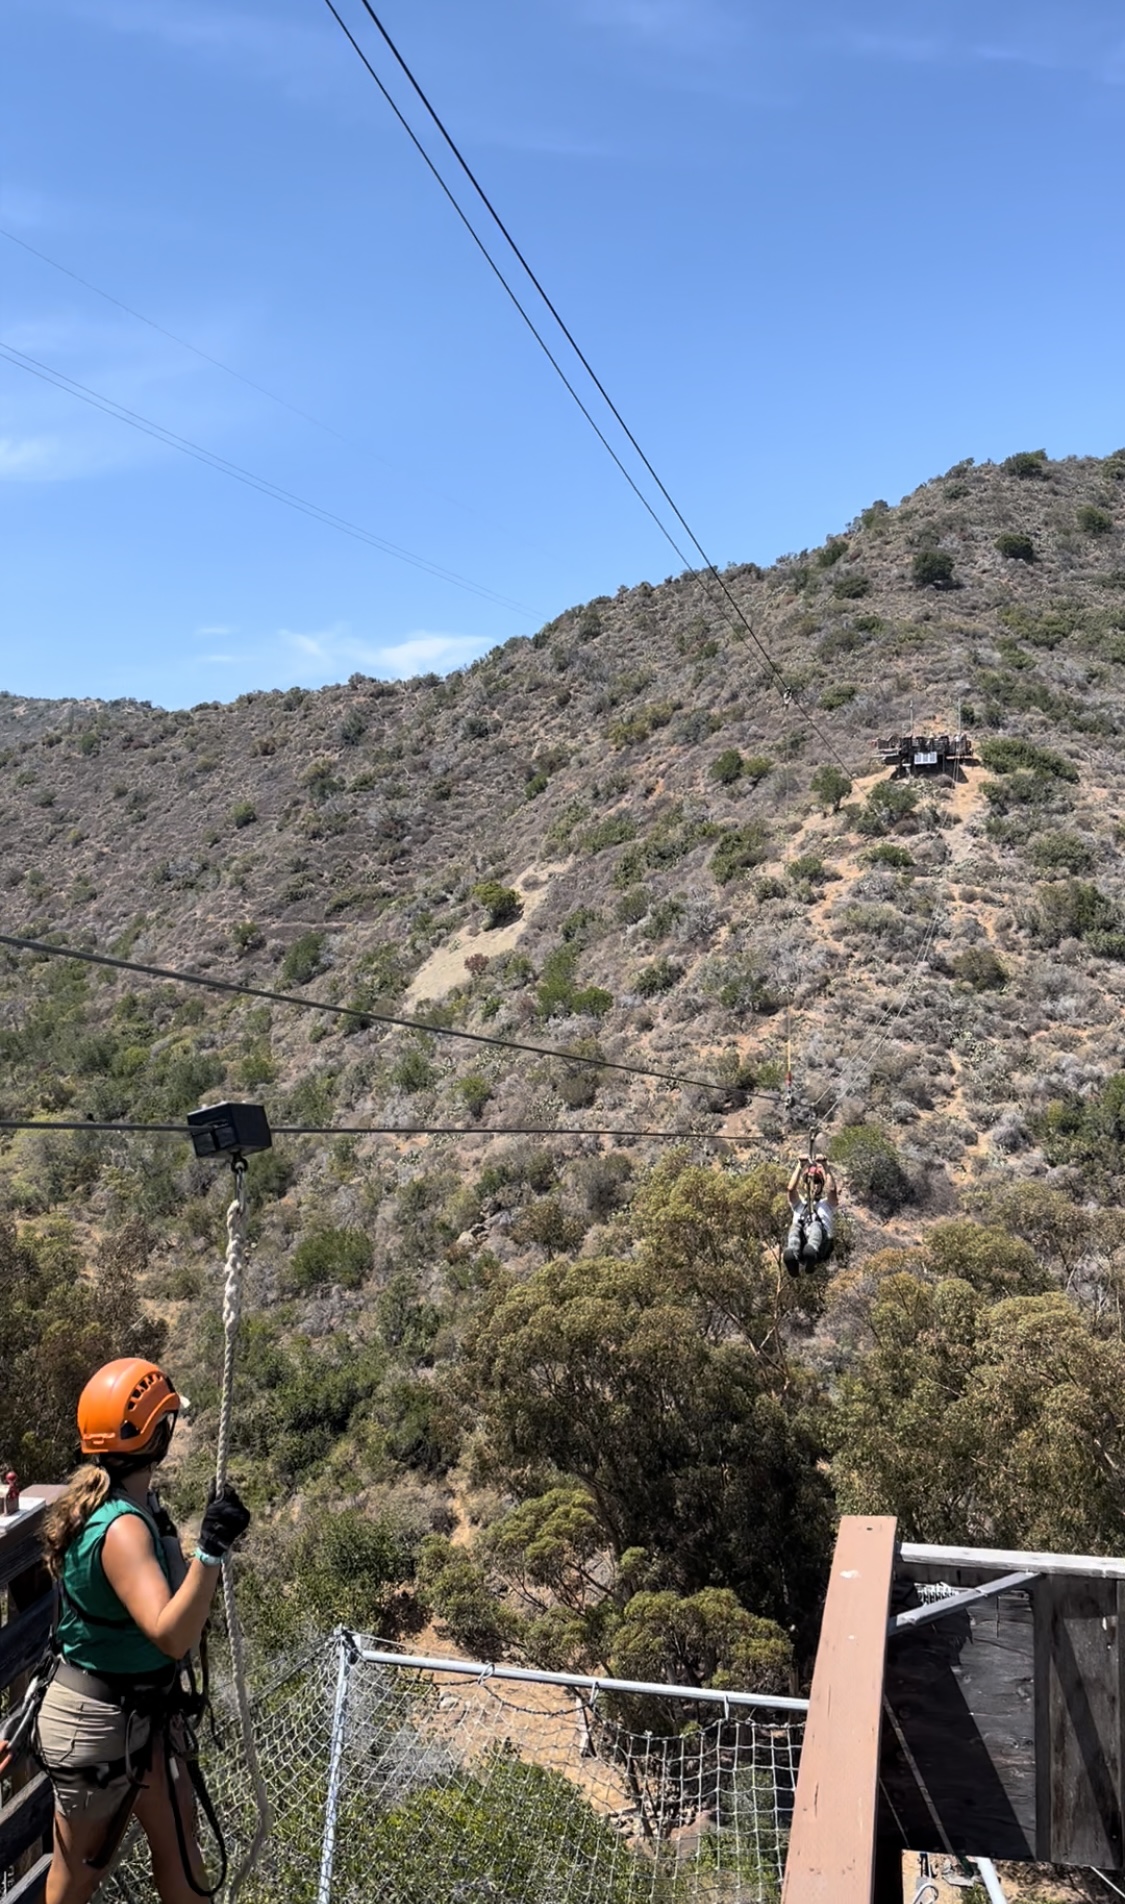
[800,1215,825,1265]
[783,1214,805,1271]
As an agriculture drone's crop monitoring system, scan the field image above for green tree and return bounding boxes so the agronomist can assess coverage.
[995,533,1036,562]
[1032,1070,1125,1188]
[830,1124,911,1213]
[710,822,771,884]
[911,549,955,588]
[610,1588,793,1726]
[417,1537,521,1658]
[949,945,1008,991]
[1003,449,1047,479]
[977,737,1077,780]
[833,572,871,599]
[0,1215,165,1478]
[474,880,523,928]
[280,931,328,985]
[810,764,853,812]
[343,1753,655,1904]
[830,1279,1125,1550]
[710,748,744,785]
[461,1159,834,1654]
[1029,879,1119,948]
[288,1226,374,1293]
[964,1181,1117,1284]
[456,1072,492,1119]
[923,1220,1049,1300]
[853,778,919,836]
[242,1507,425,1648]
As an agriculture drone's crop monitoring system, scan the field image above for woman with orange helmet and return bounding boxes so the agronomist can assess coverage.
[31,1357,250,1903]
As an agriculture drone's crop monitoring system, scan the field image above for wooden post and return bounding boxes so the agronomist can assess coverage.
[1,1488,63,1904]
[782,1516,898,1904]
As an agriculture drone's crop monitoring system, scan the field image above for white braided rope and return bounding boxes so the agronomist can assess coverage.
[216,1166,272,1898]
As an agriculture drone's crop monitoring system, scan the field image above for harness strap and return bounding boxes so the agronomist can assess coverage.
[54,1658,175,1705]
[77,1689,228,1897]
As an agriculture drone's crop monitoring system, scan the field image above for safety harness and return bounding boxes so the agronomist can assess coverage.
[1,1525,228,1898]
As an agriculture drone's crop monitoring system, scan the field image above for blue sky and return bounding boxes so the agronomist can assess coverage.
[3,0,1124,706]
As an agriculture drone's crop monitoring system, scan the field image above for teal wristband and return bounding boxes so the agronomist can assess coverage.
[194,1547,224,1568]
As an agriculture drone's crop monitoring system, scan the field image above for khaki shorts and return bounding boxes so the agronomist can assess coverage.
[37,1677,153,1822]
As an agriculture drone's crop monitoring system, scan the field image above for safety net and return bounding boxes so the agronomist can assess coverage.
[112,1634,805,1904]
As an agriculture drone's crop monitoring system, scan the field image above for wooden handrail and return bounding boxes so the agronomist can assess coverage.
[782,1516,898,1904]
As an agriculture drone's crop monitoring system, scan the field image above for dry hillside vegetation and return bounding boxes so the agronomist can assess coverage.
[5,447,1125,1686]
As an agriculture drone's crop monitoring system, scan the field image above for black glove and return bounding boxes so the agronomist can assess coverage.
[198,1483,251,1561]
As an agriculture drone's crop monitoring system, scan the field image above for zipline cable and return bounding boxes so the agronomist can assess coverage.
[0,1117,769,1147]
[810,904,944,1124]
[0,223,512,534]
[317,2,703,588]
[322,0,857,779]
[0,342,538,620]
[0,933,726,1092]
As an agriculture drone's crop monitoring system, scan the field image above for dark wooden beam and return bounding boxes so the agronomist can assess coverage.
[0,1849,51,1904]
[0,1775,52,1871]
[0,1591,54,1694]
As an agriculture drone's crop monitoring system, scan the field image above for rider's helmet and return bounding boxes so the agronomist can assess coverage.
[77,1358,181,1459]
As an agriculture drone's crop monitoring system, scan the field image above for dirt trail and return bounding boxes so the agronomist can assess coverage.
[403,861,570,1008]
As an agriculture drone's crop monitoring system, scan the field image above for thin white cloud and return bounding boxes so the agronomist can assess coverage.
[579,0,741,53]
[40,0,341,92]
[827,13,1122,83]
[279,624,492,682]
[377,633,491,676]
[195,624,235,637]
[472,124,615,161]
[840,28,944,62]
[0,435,66,479]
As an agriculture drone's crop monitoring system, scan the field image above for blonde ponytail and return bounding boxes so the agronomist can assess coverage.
[42,1464,113,1578]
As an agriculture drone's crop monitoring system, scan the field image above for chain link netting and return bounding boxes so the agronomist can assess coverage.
[109,1636,803,1904]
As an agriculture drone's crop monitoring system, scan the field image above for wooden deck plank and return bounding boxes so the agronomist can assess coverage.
[782,1516,898,1904]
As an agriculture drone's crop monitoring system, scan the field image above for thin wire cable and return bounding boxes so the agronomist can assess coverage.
[0,225,380,455]
[0,222,510,534]
[0,934,724,1091]
[810,905,944,1123]
[324,0,856,779]
[317,2,698,573]
[0,342,537,619]
[0,1117,758,1145]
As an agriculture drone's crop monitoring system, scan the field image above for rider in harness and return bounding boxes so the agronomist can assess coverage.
[783,1155,839,1271]
[32,1357,250,1903]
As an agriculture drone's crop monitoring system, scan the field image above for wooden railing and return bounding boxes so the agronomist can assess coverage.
[1,1489,62,1904]
[781,1516,899,1904]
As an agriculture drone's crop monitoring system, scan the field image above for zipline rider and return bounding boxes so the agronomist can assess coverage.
[36,1357,250,1904]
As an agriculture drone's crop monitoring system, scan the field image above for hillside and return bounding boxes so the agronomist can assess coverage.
[6,445,1125,1678]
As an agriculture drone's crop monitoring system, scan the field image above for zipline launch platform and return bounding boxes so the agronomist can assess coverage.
[783,1517,1125,1902]
[874,732,976,776]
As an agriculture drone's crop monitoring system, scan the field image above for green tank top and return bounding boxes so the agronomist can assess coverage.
[56,1496,174,1677]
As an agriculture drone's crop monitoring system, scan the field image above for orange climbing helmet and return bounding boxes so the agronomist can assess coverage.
[77,1358,181,1457]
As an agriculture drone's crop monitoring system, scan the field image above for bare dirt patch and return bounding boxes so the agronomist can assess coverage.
[403,862,570,1007]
